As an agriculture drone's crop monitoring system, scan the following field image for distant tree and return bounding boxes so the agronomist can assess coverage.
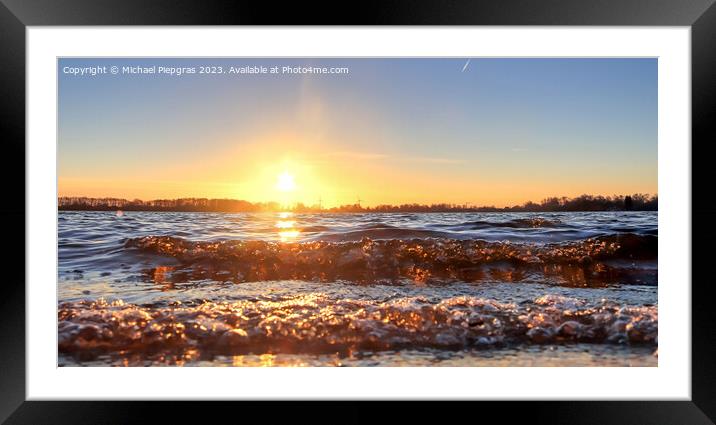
[58,193,658,213]
[624,195,633,211]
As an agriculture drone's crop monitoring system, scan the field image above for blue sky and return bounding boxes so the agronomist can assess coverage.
[58,58,657,207]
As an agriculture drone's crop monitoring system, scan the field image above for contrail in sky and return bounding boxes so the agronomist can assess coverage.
[461,58,471,72]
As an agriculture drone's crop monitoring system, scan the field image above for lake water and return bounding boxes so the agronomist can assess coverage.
[58,211,658,366]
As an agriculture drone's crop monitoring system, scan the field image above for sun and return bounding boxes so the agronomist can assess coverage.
[276,171,296,192]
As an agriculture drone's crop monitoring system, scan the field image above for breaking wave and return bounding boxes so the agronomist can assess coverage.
[124,234,657,285]
[58,294,657,360]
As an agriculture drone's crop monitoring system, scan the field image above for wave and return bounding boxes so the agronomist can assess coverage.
[124,234,657,285]
[318,227,456,241]
[58,294,657,360]
[438,217,563,230]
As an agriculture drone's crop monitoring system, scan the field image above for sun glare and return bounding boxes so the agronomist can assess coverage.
[276,171,296,192]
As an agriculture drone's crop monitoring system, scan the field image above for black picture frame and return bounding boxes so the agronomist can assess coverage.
[2,0,715,423]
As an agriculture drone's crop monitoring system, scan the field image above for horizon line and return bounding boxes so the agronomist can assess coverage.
[57,192,658,201]
[58,193,658,210]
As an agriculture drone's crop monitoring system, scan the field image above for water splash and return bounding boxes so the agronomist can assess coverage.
[59,294,657,363]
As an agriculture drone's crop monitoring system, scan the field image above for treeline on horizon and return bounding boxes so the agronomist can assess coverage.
[58,194,657,213]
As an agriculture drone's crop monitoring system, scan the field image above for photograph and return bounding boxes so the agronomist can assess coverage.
[57,57,658,367]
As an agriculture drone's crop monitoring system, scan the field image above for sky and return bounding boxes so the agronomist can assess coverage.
[58,58,657,208]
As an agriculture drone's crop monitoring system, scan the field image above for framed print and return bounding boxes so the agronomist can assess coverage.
[3,0,716,423]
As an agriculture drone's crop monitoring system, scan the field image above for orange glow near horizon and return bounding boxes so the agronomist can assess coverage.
[57,160,657,209]
[57,145,657,209]
[56,105,658,209]
[58,135,656,208]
